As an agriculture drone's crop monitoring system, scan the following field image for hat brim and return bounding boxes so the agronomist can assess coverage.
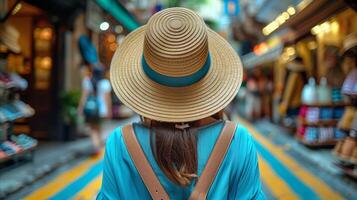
[110,25,243,122]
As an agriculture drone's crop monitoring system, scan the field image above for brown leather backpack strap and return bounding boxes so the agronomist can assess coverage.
[189,121,237,200]
[122,125,170,200]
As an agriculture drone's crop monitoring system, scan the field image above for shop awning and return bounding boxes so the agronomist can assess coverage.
[96,0,140,32]
[274,0,347,42]
[242,44,283,68]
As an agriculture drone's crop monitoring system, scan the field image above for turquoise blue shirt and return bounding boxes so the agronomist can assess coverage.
[98,121,265,199]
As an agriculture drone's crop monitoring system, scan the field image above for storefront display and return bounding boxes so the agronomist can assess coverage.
[270,6,357,177]
[6,2,65,139]
[296,103,348,147]
[0,23,36,165]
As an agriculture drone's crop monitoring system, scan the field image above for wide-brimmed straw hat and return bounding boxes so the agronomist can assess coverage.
[110,7,243,122]
[0,23,21,53]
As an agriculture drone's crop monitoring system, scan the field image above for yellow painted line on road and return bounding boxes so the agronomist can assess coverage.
[73,174,102,200]
[236,116,344,200]
[24,151,103,200]
[258,156,299,200]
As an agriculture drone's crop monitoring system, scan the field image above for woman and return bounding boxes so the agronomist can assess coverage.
[78,63,112,155]
[99,7,264,200]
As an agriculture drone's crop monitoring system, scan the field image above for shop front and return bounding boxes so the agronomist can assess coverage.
[255,1,357,178]
[0,0,92,167]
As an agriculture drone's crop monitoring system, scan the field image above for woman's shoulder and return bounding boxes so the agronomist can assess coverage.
[106,125,126,143]
[230,123,256,155]
[233,123,254,143]
[104,126,126,157]
[105,124,145,154]
[225,122,259,176]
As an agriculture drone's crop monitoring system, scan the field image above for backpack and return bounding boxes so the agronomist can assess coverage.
[122,121,237,200]
[83,79,100,120]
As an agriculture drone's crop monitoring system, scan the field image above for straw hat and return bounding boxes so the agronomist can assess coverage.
[110,7,243,122]
[341,33,357,56]
[0,23,21,53]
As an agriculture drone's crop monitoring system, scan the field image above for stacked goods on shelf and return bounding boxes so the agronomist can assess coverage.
[296,77,348,147]
[0,73,36,163]
[296,103,347,147]
[0,23,36,164]
[0,134,37,161]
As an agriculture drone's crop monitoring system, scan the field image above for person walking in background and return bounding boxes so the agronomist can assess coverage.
[78,63,112,155]
[98,7,264,199]
[246,72,261,120]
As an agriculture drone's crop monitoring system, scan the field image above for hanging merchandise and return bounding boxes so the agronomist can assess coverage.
[317,77,332,104]
[78,35,99,64]
[302,77,318,105]
[341,33,357,58]
[341,33,357,97]
[279,58,306,116]
[342,68,357,96]
[0,23,21,53]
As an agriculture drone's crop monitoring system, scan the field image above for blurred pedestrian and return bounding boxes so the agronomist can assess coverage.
[78,63,112,155]
[246,72,261,120]
[98,8,264,199]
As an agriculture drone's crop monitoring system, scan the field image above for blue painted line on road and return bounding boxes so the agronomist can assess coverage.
[254,140,321,200]
[49,160,103,200]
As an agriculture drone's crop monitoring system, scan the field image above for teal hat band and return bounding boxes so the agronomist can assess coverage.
[142,54,211,87]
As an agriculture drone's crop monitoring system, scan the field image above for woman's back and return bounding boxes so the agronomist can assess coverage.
[98,121,264,199]
[100,7,264,200]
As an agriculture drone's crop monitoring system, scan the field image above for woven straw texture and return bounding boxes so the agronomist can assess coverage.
[110,7,243,122]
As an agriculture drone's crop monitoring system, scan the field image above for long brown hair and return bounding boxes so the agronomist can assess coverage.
[141,111,224,186]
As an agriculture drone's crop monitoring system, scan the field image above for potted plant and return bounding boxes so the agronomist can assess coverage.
[60,90,81,141]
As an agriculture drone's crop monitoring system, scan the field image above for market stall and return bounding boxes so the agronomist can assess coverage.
[0,23,37,164]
